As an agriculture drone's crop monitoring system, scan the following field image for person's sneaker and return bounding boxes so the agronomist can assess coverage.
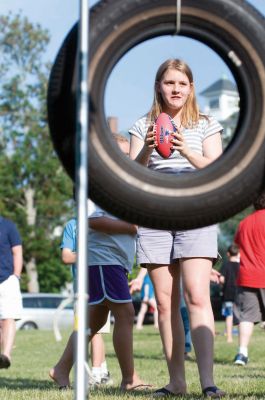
[234,353,248,366]
[88,374,101,389]
[101,371,113,386]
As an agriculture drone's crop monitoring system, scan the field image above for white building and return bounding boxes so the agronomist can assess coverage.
[200,76,239,142]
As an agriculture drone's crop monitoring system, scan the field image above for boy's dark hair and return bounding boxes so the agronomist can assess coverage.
[227,243,239,256]
[253,191,265,210]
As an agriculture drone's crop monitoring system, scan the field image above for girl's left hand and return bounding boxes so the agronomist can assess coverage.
[171,131,191,158]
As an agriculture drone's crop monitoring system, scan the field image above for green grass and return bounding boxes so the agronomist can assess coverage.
[1,322,265,399]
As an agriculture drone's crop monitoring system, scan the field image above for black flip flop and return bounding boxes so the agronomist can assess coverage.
[59,385,72,391]
[202,386,226,398]
[153,387,178,397]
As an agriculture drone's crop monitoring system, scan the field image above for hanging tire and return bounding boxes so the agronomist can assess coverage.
[47,0,265,229]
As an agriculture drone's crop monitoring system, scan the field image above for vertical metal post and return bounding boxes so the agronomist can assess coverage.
[75,0,89,399]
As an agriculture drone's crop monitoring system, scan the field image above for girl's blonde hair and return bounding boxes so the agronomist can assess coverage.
[149,59,202,127]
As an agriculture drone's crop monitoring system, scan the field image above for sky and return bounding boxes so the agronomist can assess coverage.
[0,0,265,132]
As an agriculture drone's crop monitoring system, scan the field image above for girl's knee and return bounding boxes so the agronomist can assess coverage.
[112,303,135,324]
[185,291,209,309]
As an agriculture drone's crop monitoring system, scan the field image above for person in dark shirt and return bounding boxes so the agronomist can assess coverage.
[0,217,23,368]
[220,244,240,343]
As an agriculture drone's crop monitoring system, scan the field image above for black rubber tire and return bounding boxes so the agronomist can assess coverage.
[47,0,265,229]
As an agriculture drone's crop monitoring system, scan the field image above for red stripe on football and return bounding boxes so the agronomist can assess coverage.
[155,113,175,159]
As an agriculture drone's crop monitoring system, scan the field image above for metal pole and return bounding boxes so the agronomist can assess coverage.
[75,0,89,399]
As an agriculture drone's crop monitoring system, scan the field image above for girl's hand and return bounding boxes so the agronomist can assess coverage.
[171,130,191,158]
[129,278,142,294]
[145,123,157,149]
[210,268,222,284]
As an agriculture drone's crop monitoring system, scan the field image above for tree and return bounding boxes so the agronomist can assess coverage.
[0,13,73,292]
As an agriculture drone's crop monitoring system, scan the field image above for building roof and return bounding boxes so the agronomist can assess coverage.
[200,78,237,96]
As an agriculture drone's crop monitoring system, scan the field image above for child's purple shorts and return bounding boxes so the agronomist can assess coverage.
[88,265,132,305]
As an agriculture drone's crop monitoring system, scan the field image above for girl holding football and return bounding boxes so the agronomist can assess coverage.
[129,59,225,398]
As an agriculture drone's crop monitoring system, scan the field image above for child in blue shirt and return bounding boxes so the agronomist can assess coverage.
[50,134,149,391]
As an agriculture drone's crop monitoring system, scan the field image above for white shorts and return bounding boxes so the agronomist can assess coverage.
[137,225,218,265]
[97,312,111,334]
[0,275,22,319]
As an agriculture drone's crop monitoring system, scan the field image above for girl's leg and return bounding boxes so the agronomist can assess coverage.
[148,264,186,395]
[91,334,105,367]
[149,298,159,329]
[90,333,106,383]
[225,315,233,343]
[50,304,109,389]
[106,300,144,389]
[136,302,148,329]
[89,304,110,336]
[181,258,215,390]
[49,331,75,387]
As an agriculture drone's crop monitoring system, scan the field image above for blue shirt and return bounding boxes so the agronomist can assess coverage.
[140,274,155,300]
[60,218,77,281]
[0,217,22,283]
[61,202,136,280]
[88,202,136,272]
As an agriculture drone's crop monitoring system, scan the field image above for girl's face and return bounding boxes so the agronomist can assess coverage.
[157,68,192,113]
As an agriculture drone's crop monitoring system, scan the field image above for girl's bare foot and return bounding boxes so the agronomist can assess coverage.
[120,376,152,391]
[154,381,187,396]
[49,366,71,389]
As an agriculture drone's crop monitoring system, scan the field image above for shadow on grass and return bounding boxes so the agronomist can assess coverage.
[0,377,54,391]
[213,357,235,364]
[229,374,265,379]
[105,352,165,361]
[91,386,155,397]
[105,352,197,363]
[1,379,265,399]
[226,393,265,399]
[213,356,265,370]
[90,389,265,399]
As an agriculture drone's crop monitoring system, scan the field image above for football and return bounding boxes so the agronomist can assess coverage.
[155,113,175,158]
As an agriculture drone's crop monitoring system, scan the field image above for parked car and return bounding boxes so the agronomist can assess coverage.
[16,293,74,330]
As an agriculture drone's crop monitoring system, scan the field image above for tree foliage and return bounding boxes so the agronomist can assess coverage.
[0,13,73,292]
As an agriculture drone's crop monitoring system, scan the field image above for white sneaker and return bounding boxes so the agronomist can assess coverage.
[101,372,113,386]
[88,374,101,388]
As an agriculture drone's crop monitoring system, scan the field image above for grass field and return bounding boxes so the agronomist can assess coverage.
[1,322,265,399]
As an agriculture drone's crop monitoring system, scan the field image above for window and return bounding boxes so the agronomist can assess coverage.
[22,296,66,309]
[38,297,63,309]
[209,99,219,108]
[23,297,39,308]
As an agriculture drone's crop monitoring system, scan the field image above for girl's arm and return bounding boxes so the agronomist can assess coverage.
[129,268,148,293]
[130,125,157,165]
[89,217,137,235]
[12,245,23,278]
[61,248,76,265]
[171,131,222,169]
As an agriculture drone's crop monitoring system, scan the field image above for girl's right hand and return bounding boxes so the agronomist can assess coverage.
[129,278,142,294]
[144,123,157,149]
